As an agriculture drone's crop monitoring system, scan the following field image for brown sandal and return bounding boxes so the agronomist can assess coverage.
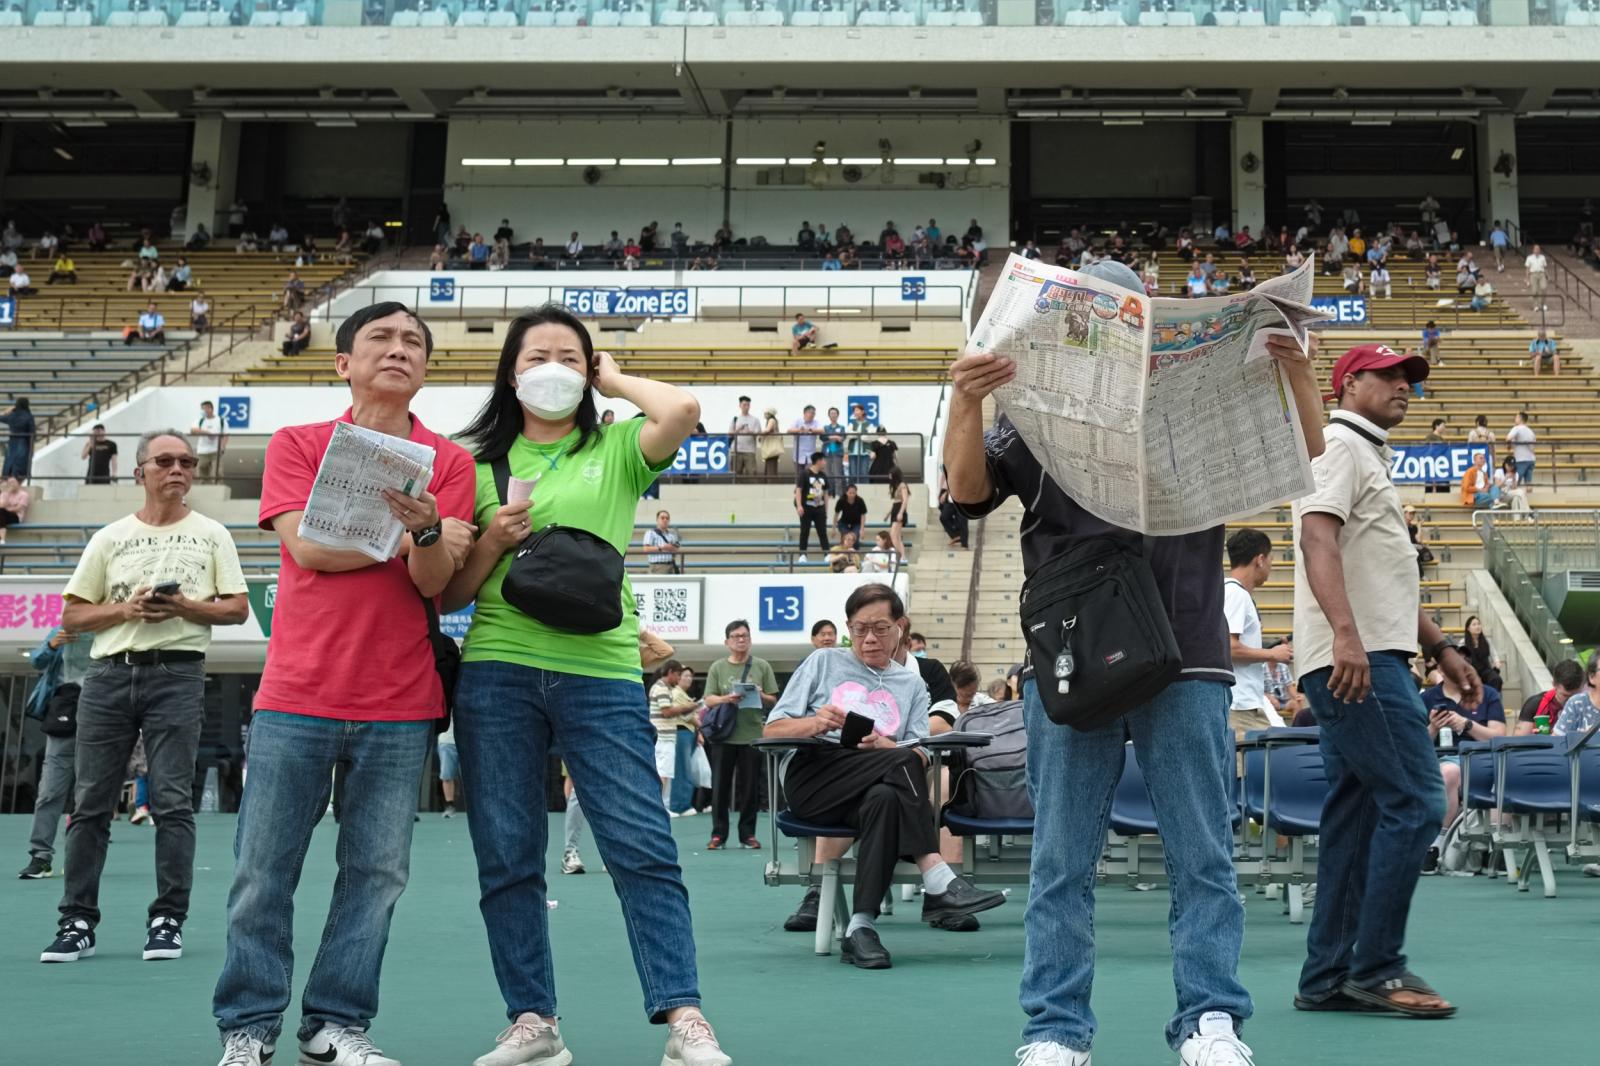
[1340,973,1457,1018]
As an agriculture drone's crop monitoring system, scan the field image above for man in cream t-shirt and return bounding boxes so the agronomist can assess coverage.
[42,429,247,968]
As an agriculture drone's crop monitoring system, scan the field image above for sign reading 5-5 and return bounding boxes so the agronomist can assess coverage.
[759,586,805,632]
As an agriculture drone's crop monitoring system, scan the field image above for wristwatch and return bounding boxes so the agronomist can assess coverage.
[414,521,443,548]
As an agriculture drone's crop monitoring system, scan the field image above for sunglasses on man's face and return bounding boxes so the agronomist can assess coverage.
[146,455,198,470]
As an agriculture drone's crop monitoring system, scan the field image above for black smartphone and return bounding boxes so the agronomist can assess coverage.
[151,581,181,600]
[840,711,875,748]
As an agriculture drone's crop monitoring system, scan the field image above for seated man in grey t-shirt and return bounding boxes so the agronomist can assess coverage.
[764,582,1005,970]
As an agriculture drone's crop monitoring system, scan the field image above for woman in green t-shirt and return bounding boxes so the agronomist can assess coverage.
[443,304,733,1066]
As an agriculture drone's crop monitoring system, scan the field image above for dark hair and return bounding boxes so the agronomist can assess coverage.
[92,422,104,430]
[1517,410,1529,423]
[458,303,599,461]
[888,466,905,494]
[1426,319,1436,328]
[738,395,751,403]
[1227,527,1273,568]
[844,482,858,495]
[335,301,433,359]
[844,582,904,621]
[12,398,27,412]
[949,660,981,689]
[1475,414,1488,427]
[908,631,926,643]
[655,659,686,684]
[1552,659,1585,691]
[809,451,826,466]
[810,619,836,638]
[724,618,750,638]
[1430,418,1445,431]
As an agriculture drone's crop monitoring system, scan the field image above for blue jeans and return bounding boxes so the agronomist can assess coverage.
[1019,678,1250,1052]
[1473,488,1501,508]
[1297,652,1445,998]
[669,728,698,813]
[1515,459,1534,485]
[454,660,701,1022]
[847,454,869,484]
[213,711,431,1044]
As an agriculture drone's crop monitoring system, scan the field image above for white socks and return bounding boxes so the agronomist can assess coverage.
[922,861,957,896]
[846,912,876,936]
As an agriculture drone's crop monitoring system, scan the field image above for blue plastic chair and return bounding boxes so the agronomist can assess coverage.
[1492,736,1568,896]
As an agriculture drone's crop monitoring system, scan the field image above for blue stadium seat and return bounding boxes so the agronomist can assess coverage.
[1492,736,1568,896]
[1109,743,1158,836]
[942,811,1034,838]
[1458,740,1496,810]
[774,810,857,840]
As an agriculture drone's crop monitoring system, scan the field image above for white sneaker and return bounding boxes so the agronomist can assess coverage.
[796,554,809,564]
[296,1026,399,1066]
[1016,1042,1091,1066]
[1179,1012,1254,1066]
[661,1009,731,1066]
[561,847,585,875]
[219,1030,276,1066]
[473,1014,571,1066]
[1583,863,1600,877]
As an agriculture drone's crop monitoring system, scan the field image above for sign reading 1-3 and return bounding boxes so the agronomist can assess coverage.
[759,586,805,632]
[0,297,15,327]
[846,395,881,424]
[429,277,456,302]
[217,395,251,429]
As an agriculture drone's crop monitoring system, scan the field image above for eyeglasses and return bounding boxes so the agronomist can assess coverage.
[146,455,198,470]
[847,622,897,640]
[728,632,751,641]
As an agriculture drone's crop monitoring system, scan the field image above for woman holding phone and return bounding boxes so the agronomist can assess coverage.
[443,305,732,1066]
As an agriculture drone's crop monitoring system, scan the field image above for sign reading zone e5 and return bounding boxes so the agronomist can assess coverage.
[1310,295,1368,325]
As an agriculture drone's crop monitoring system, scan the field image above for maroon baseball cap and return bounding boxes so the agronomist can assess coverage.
[1327,342,1430,400]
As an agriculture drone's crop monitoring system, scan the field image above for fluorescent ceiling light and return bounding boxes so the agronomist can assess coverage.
[822,157,839,165]
[53,147,74,161]
[735,157,786,165]
[515,157,563,166]
[974,158,998,165]
[841,156,882,165]
[566,157,616,166]
[1103,120,1143,126]
[944,157,969,165]
[1351,120,1391,126]
[315,119,357,128]
[461,157,512,165]
[671,156,722,165]
[63,119,106,128]
[619,157,670,166]
[789,156,819,165]
[893,157,944,165]
[1016,110,1059,118]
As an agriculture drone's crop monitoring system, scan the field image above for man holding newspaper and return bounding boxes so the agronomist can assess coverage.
[948,256,1326,1066]
[213,302,477,1066]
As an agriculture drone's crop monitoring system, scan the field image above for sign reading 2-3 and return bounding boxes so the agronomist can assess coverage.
[759,586,805,632]
[217,395,251,429]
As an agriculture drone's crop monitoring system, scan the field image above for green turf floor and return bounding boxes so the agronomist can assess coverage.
[1,812,1595,1065]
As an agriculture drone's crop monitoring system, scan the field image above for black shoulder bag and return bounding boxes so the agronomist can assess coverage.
[1018,535,1181,732]
[421,593,460,733]
[492,455,626,634]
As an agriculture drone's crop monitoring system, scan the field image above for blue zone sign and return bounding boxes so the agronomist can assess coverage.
[429,277,456,302]
[670,436,731,475]
[1390,443,1489,485]
[563,288,691,317]
[1310,295,1368,325]
[760,586,805,632]
[0,297,14,326]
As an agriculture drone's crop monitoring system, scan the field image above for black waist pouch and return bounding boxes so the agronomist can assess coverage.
[1019,536,1181,732]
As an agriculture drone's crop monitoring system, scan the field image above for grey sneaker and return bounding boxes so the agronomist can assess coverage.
[662,1010,731,1066]
[561,847,585,875]
[218,1030,275,1066]
[473,1014,571,1066]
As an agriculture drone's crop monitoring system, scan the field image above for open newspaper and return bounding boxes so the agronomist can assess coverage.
[297,421,436,561]
[970,254,1327,536]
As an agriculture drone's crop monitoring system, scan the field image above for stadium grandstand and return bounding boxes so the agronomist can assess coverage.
[1,18,1599,1066]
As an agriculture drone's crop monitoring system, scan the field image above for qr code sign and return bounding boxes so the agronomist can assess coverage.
[652,586,689,624]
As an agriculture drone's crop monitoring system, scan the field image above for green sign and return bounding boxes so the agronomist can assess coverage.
[245,578,277,638]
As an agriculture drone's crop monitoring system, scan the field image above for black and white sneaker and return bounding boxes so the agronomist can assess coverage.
[40,919,95,963]
[144,916,184,960]
[218,1030,276,1066]
[17,855,52,879]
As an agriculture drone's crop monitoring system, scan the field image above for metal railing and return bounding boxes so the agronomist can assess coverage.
[1474,509,1583,665]
[1546,255,1599,323]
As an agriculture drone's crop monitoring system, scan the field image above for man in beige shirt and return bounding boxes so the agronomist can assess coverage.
[1292,344,1482,1019]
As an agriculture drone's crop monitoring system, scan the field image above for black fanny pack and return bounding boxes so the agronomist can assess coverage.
[1019,536,1181,732]
[492,456,625,635]
[40,682,81,738]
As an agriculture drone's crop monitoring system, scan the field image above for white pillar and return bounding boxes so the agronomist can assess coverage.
[1230,117,1266,238]
[184,117,240,241]
[1477,114,1520,240]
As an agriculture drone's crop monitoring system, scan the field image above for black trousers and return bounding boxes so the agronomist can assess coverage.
[784,746,938,916]
[939,499,969,547]
[798,507,830,553]
[709,741,761,842]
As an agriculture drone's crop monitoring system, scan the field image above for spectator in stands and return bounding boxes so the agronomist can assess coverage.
[1209,269,1231,296]
[428,244,447,271]
[1293,342,1467,1019]
[835,482,867,545]
[797,220,817,252]
[811,619,837,648]
[0,474,27,541]
[1470,276,1494,311]
[185,224,212,252]
[728,396,761,479]
[704,618,779,852]
[758,405,782,477]
[0,245,16,278]
[191,401,226,484]
[45,251,75,285]
[868,426,899,484]
[528,237,551,268]
[1461,450,1499,509]
[1224,528,1292,743]
[884,229,907,269]
[1234,226,1256,252]
[332,230,354,265]
[1467,413,1492,446]
[564,231,584,263]
[1495,456,1528,512]
[644,508,681,574]
[836,247,856,270]
[1420,320,1442,366]
[1423,253,1441,290]
[280,270,306,314]
[670,223,689,257]
[1284,244,1305,272]
[190,290,211,333]
[1524,243,1549,311]
[33,229,57,261]
[82,424,117,485]
[790,403,822,474]
[0,399,33,482]
[835,223,855,249]
[765,583,1005,970]
[361,221,385,256]
[168,256,192,292]
[845,402,873,483]
[87,221,107,252]
[1553,656,1600,738]
[1186,264,1208,298]
[42,428,246,974]
[9,266,37,297]
[490,236,510,272]
[281,311,311,357]
[622,237,642,271]
[947,258,1327,1062]
[260,222,282,253]
[640,221,660,253]
[1369,262,1392,299]
[451,224,472,258]
[214,303,475,1066]
[225,199,247,238]
[16,624,90,880]
[464,233,488,271]
[491,218,513,246]
[1518,659,1583,735]
[860,530,896,574]
[1529,329,1559,377]
[1488,220,1509,272]
[125,302,166,346]
[821,251,841,271]
[795,451,831,562]
[713,220,733,249]
[236,228,260,254]
[827,530,861,573]
[1421,664,1505,868]
[1341,261,1364,295]
[1507,410,1537,484]
[603,231,624,263]
[2,220,23,255]
[879,220,900,247]
[1237,258,1256,290]
[820,407,846,493]
[885,466,910,564]
[1459,615,1503,693]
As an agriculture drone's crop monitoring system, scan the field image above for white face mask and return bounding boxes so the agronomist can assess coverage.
[515,362,587,421]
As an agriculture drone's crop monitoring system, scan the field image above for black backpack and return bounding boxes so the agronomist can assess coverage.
[491,456,626,634]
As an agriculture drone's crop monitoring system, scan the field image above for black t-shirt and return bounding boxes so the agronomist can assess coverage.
[836,496,868,526]
[918,655,958,707]
[1520,689,1562,724]
[956,413,1232,681]
[796,468,828,509]
[86,439,117,480]
[869,438,898,476]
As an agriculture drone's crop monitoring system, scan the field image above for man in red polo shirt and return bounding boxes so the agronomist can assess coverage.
[212,302,477,1066]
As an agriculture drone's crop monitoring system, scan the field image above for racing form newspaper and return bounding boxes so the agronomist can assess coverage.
[297,421,436,561]
[970,254,1326,536]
